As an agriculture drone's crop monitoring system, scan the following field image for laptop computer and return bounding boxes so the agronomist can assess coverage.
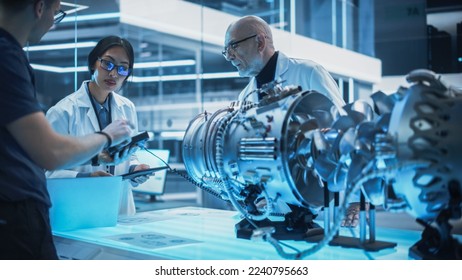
[47,176,123,231]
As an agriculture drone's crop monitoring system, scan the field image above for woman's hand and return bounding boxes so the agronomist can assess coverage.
[130,164,153,187]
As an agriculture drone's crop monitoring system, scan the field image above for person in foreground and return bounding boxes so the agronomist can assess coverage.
[0,0,133,259]
[46,36,153,216]
[223,15,361,227]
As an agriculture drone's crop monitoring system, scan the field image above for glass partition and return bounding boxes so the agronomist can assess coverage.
[26,0,376,163]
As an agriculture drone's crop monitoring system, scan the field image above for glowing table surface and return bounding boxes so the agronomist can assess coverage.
[52,206,449,260]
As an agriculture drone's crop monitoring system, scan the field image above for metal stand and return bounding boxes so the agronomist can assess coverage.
[235,205,324,241]
[325,185,397,251]
[235,182,397,252]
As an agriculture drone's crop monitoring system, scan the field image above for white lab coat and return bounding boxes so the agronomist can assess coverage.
[46,81,140,216]
[238,52,346,112]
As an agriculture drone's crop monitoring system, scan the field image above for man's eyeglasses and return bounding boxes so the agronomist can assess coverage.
[54,10,66,25]
[222,34,257,57]
[97,58,131,76]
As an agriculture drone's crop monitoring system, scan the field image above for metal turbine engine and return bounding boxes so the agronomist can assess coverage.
[183,82,336,221]
[182,69,462,259]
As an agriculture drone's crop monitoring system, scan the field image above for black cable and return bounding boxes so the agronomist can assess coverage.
[141,147,170,168]
[141,147,224,200]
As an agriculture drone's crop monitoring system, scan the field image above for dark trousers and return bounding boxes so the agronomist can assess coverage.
[0,199,58,260]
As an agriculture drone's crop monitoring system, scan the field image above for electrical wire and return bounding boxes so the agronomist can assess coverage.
[141,147,225,200]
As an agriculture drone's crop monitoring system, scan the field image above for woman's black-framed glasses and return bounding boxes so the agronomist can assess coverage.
[97,58,131,76]
[221,34,257,57]
[54,10,66,25]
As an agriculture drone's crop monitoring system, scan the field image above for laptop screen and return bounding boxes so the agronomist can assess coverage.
[132,149,170,195]
[47,176,123,231]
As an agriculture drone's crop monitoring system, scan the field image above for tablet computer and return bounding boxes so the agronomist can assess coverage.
[121,166,169,181]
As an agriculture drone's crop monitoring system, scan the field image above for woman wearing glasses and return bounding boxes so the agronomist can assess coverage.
[46,36,152,216]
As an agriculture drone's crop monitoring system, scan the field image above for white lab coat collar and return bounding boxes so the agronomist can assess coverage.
[274,51,290,81]
[73,81,127,131]
[240,51,289,102]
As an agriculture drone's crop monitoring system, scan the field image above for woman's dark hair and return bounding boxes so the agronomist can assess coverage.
[88,36,135,79]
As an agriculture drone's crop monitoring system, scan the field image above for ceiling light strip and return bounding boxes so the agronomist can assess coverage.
[25,41,97,51]
[61,12,121,23]
[30,64,240,80]
[30,64,87,73]
[130,72,240,82]
[135,59,196,68]
[30,59,197,73]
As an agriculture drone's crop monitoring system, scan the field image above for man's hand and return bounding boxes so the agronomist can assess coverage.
[97,145,138,166]
[90,170,112,177]
[102,119,133,147]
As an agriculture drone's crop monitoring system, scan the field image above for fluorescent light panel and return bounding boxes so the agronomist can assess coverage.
[29,68,239,80]
[30,64,87,73]
[25,41,97,51]
[130,72,240,82]
[61,12,120,23]
[30,58,237,81]
[132,74,196,82]
[30,59,198,73]
[135,59,195,68]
